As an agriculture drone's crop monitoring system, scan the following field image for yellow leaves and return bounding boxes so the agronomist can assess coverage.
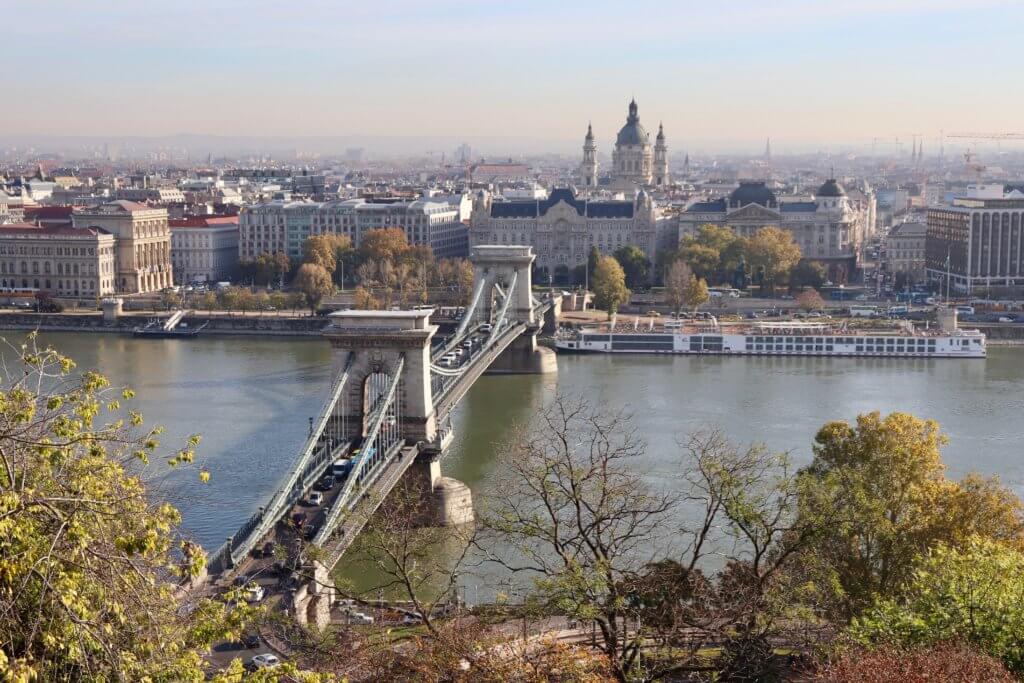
[199,470,211,484]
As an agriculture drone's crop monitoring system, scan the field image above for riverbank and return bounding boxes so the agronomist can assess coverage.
[0,311,330,337]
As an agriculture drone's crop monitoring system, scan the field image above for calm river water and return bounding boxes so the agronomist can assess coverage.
[20,332,1024,554]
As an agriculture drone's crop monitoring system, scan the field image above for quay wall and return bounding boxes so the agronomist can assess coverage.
[0,313,330,337]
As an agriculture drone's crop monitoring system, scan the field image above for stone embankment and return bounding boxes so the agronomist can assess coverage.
[0,312,331,337]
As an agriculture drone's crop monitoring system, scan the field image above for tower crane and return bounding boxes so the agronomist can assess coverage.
[947,132,1024,140]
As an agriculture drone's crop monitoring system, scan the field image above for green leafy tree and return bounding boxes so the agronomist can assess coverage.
[592,255,629,319]
[684,275,709,312]
[612,245,650,289]
[744,226,802,295]
[0,336,254,681]
[798,412,1024,617]
[790,260,827,291]
[850,537,1024,676]
[293,263,333,315]
[679,243,720,282]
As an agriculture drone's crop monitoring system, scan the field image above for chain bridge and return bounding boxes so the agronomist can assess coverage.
[199,246,559,625]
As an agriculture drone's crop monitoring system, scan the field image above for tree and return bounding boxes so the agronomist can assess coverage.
[0,337,253,681]
[359,227,409,264]
[679,243,720,282]
[272,251,292,287]
[679,224,743,283]
[850,538,1024,676]
[293,263,333,315]
[796,288,826,312]
[201,291,218,313]
[683,275,709,312]
[592,255,629,319]
[612,245,650,289]
[160,290,182,310]
[812,642,1015,683]
[744,226,802,295]
[663,259,692,316]
[798,411,1024,617]
[587,245,601,289]
[302,234,338,274]
[342,481,475,638]
[353,285,380,310]
[481,396,676,682]
[790,260,827,291]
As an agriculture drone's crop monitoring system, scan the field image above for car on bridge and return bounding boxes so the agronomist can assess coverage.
[318,474,336,490]
[246,653,280,670]
[480,323,493,333]
[244,584,265,603]
[307,491,324,506]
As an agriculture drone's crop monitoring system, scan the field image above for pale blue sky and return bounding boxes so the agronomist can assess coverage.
[5,0,1023,151]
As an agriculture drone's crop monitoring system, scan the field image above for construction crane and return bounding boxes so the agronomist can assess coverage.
[948,132,1024,140]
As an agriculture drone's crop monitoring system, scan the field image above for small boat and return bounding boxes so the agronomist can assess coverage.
[132,317,208,338]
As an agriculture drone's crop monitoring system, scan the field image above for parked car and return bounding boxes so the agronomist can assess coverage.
[241,632,261,648]
[349,612,374,625]
[402,613,424,625]
[307,491,324,506]
[261,542,276,558]
[247,653,280,670]
[232,574,251,587]
[244,583,265,603]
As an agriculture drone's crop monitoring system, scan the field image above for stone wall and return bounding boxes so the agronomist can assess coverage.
[0,312,330,337]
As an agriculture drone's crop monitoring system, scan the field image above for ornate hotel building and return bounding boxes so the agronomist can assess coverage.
[680,180,871,282]
[469,186,658,281]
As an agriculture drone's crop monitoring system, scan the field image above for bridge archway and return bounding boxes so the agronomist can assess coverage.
[324,311,437,443]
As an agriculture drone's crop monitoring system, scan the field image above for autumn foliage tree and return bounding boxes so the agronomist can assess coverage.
[796,288,826,312]
[0,337,253,681]
[663,259,692,316]
[293,262,334,314]
[744,226,802,295]
[798,411,1024,617]
[592,255,629,319]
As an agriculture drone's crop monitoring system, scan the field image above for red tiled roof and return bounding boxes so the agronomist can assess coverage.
[0,222,109,237]
[24,206,78,219]
[168,216,239,228]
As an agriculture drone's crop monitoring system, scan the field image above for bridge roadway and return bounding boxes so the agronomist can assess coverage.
[201,301,550,597]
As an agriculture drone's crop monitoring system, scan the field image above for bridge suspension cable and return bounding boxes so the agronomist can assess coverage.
[313,355,405,546]
[219,354,355,567]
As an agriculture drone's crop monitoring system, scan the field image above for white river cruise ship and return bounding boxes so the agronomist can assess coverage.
[555,313,985,359]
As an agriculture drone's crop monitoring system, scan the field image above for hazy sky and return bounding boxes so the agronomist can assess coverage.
[6,0,1024,152]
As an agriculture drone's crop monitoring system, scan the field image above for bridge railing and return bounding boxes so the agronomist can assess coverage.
[211,354,355,568]
[312,356,405,546]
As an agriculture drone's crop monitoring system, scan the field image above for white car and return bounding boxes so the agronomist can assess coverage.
[307,491,324,506]
[248,653,280,670]
[244,583,265,603]
[350,612,374,624]
[479,324,493,333]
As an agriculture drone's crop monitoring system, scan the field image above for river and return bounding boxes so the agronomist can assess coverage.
[18,332,1024,556]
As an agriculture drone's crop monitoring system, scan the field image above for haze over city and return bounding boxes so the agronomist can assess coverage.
[7,2,1024,680]
[5,0,1024,154]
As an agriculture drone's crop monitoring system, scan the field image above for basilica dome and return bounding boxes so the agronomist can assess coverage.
[615,99,650,146]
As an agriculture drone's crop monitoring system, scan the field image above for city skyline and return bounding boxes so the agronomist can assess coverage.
[5,0,1024,153]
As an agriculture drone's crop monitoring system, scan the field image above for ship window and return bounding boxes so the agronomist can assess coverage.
[756,344,763,350]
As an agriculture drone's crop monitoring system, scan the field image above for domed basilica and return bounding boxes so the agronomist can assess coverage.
[580,99,669,190]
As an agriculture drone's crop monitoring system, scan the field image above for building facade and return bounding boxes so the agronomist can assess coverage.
[0,223,116,298]
[72,201,173,293]
[169,216,240,284]
[468,186,657,282]
[884,220,926,281]
[238,197,468,262]
[926,189,1024,292]
[579,100,669,190]
[680,180,867,282]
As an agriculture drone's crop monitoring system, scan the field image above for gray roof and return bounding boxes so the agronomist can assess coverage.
[616,99,650,147]
[780,202,818,213]
[889,221,927,237]
[816,179,846,197]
